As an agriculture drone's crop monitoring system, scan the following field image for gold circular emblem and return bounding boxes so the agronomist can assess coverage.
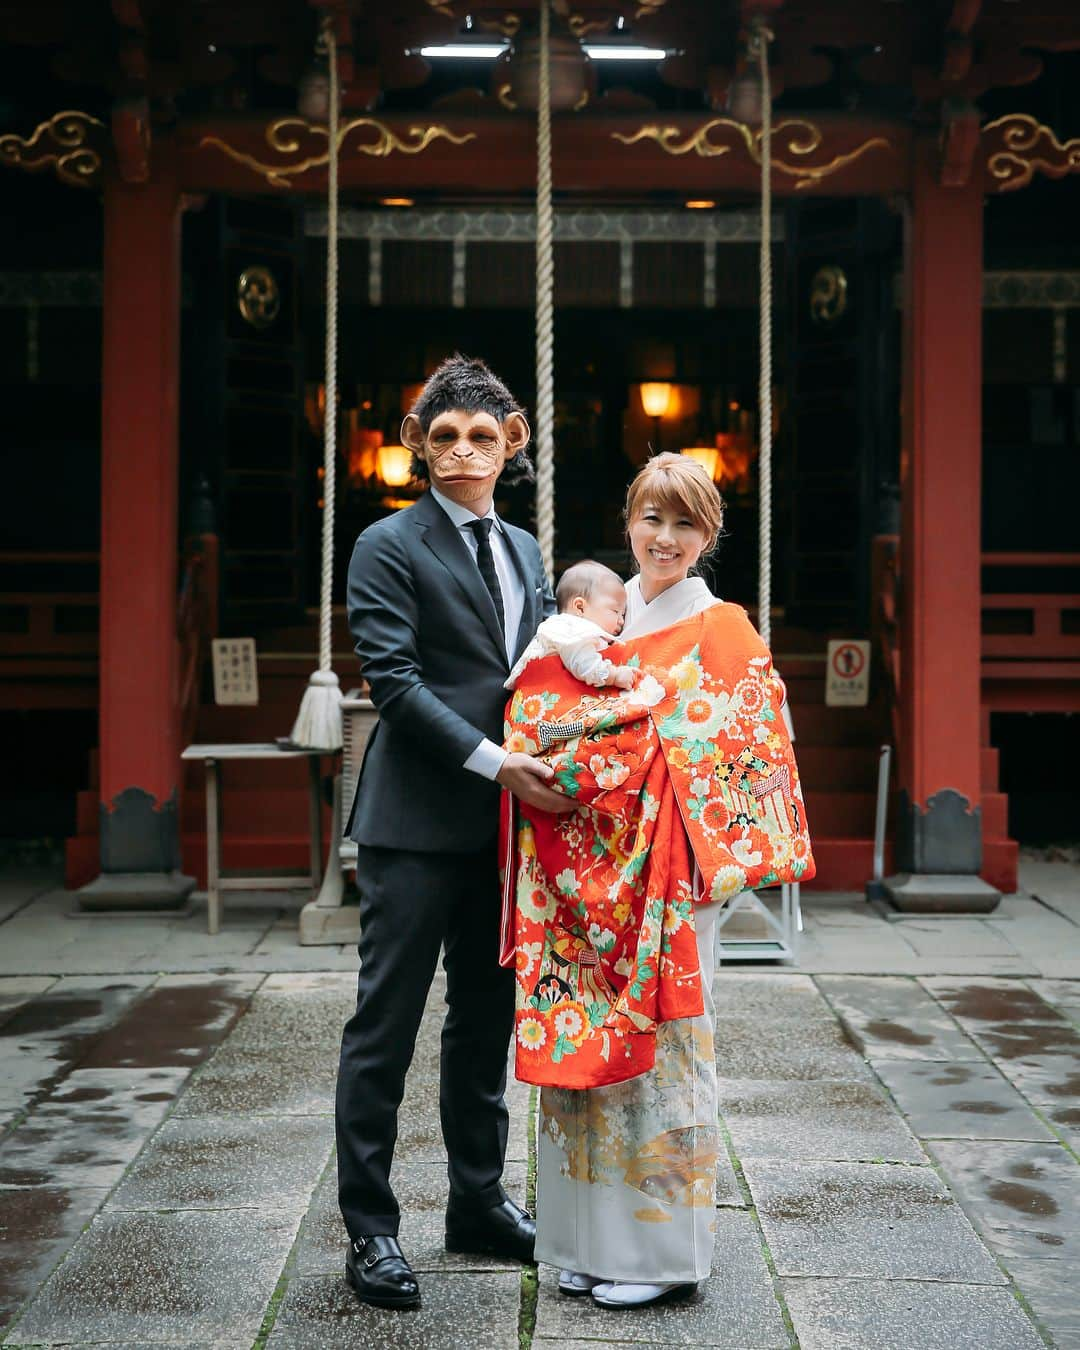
[237,265,280,329]
[809,264,848,325]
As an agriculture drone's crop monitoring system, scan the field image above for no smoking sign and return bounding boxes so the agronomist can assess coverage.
[825,639,870,707]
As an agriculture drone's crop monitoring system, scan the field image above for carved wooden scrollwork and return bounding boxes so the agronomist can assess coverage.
[982,113,1080,193]
[200,116,477,189]
[612,117,892,190]
[0,111,106,188]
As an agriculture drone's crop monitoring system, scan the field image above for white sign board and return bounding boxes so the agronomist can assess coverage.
[211,637,259,706]
[825,639,870,707]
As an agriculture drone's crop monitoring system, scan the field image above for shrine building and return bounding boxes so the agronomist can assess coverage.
[1,1,1078,915]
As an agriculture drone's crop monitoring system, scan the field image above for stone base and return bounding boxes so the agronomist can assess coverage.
[77,870,195,912]
[298,899,360,946]
[880,872,1001,914]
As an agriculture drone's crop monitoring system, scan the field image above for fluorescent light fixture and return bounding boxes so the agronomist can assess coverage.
[583,45,667,61]
[419,43,509,59]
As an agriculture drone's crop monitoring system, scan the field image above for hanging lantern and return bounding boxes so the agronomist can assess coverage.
[681,446,720,480]
[377,444,414,488]
[639,382,673,418]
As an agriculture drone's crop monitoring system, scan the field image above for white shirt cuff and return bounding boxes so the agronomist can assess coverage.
[464,738,509,781]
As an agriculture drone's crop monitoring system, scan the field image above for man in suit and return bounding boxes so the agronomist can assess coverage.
[336,355,571,1310]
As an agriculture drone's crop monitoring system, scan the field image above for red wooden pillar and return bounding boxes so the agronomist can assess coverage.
[79,150,194,909]
[884,136,999,911]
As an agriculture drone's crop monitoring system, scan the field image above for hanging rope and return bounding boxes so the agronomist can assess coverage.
[291,14,342,749]
[320,18,339,676]
[534,0,556,578]
[752,18,774,649]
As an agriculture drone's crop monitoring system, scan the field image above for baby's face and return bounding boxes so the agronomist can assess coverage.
[580,580,627,636]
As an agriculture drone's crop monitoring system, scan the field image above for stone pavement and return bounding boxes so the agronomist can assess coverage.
[0,858,1078,1348]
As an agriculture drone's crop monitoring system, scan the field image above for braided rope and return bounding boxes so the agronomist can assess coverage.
[754,19,774,649]
[319,17,339,674]
[534,0,556,577]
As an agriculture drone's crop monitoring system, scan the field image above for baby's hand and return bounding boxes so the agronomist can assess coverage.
[611,665,640,690]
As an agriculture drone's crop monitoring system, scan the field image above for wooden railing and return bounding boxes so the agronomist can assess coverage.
[981,552,1080,663]
[0,550,100,659]
[177,533,220,748]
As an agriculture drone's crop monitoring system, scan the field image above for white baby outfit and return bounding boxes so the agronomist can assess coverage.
[504,613,634,692]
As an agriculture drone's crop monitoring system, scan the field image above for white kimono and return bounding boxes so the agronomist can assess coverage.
[504,613,634,692]
[534,575,724,1284]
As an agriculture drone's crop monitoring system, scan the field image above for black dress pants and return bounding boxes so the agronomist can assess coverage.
[335,841,515,1238]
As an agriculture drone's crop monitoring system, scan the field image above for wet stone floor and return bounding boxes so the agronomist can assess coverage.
[1,967,1079,1347]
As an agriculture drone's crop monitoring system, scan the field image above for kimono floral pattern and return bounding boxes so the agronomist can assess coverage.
[505,603,814,1090]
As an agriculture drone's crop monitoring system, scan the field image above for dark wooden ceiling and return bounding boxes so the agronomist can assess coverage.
[2,1,1079,127]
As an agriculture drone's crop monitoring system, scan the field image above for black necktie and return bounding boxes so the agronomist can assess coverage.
[468,518,505,634]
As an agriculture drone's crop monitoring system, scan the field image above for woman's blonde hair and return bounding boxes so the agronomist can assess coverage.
[624,452,724,556]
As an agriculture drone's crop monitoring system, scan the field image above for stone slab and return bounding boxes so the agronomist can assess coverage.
[0,977,56,1026]
[294,1159,530,1276]
[0,1067,188,1188]
[922,976,1068,1027]
[0,976,155,1111]
[712,973,838,1027]
[1018,859,1080,925]
[746,1159,1004,1283]
[264,1271,522,1349]
[1006,1256,1080,1348]
[79,974,263,1069]
[873,1060,1056,1141]
[533,1209,789,1348]
[782,1277,1045,1350]
[712,1015,872,1083]
[6,1207,301,1346]
[0,1186,108,1332]
[105,1112,333,1212]
[175,1039,339,1117]
[817,975,984,1061]
[718,1078,924,1163]
[1028,979,1080,1014]
[174,974,354,1116]
[929,1139,1080,1263]
[896,920,1017,958]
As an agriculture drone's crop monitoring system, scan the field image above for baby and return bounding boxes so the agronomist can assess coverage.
[505,560,638,692]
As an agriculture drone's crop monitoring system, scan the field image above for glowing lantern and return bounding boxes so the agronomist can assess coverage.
[377,444,414,487]
[639,382,673,418]
[681,446,720,480]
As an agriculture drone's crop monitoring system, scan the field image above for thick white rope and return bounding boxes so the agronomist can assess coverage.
[290,16,342,748]
[534,0,556,577]
[754,20,773,649]
[319,18,339,674]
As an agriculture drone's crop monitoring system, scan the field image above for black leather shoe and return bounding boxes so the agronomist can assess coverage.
[445,1197,536,1262]
[344,1235,421,1310]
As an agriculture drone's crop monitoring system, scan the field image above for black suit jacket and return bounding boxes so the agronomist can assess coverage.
[345,489,556,852]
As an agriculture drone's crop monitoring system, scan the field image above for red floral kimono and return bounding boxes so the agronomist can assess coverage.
[502,602,813,1090]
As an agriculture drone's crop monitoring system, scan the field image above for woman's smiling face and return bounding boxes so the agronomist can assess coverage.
[628,499,709,601]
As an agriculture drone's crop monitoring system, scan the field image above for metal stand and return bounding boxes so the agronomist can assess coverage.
[299,772,360,945]
[297,693,375,946]
[716,883,802,963]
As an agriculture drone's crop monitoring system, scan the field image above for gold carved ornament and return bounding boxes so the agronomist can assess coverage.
[809,264,848,325]
[0,111,105,189]
[237,265,281,329]
[982,113,1080,193]
[612,118,892,190]
[200,117,476,190]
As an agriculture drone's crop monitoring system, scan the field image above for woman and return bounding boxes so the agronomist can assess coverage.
[535,452,727,1307]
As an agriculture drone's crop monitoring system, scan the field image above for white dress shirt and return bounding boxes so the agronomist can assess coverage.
[429,487,524,781]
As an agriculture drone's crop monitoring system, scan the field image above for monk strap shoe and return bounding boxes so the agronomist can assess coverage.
[345,1235,420,1310]
[445,1197,536,1262]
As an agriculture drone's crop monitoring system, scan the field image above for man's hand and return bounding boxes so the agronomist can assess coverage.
[497,752,577,814]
